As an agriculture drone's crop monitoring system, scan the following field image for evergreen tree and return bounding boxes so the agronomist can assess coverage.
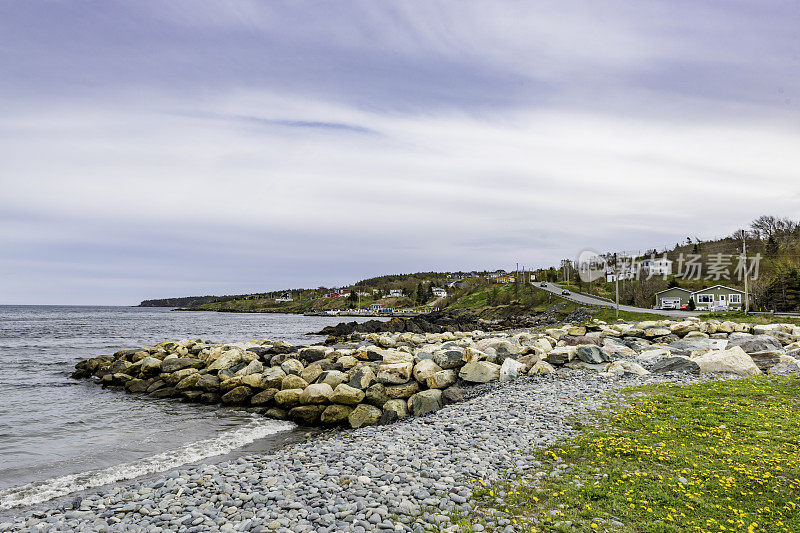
[766,235,779,257]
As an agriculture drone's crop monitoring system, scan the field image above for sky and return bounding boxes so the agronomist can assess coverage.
[1,1,799,305]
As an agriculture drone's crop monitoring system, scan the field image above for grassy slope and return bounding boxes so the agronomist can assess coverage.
[469,377,800,533]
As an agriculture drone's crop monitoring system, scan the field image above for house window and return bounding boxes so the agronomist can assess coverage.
[729,294,742,304]
[696,294,714,304]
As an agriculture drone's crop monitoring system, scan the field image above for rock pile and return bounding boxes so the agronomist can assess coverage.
[71,318,800,428]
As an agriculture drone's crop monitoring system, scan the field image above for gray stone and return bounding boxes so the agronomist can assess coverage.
[408,390,442,416]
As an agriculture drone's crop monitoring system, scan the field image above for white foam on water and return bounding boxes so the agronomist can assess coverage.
[0,417,295,510]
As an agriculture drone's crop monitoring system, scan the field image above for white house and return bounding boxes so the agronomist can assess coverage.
[275,293,293,302]
[389,289,403,297]
[640,258,673,277]
[432,287,447,299]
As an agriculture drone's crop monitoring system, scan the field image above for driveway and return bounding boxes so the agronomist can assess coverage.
[533,282,697,318]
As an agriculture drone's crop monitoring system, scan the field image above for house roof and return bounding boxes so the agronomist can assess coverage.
[654,287,693,295]
[691,284,744,294]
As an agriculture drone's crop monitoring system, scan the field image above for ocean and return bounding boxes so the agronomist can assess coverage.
[0,305,382,512]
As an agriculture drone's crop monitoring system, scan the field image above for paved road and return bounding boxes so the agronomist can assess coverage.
[534,282,696,318]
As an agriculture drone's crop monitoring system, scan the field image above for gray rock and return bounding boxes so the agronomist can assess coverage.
[651,357,700,374]
[348,404,382,428]
[575,345,609,364]
[408,390,442,416]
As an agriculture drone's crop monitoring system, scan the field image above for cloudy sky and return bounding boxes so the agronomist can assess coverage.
[1,1,799,305]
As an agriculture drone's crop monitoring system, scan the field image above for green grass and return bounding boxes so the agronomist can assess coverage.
[470,377,800,533]
[701,312,800,326]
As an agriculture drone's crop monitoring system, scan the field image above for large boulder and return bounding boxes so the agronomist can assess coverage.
[768,356,800,375]
[376,361,414,385]
[529,360,556,374]
[260,367,287,389]
[426,369,457,389]
[667,338,721,356]
[139,357,162,376]
[124,378,150,393]
[288,405,326,425]
[281,374,309,390]
[382,398,408,418]
[280,358,305,376]
[433,350,464,369]
[175,373,202,391]
[299,363,324,384]
[250,388,279,406]
[320,404,353,425]
[330,383,365,405]
[274,388,303,408]
[207,350,243,372]
[499,358,525,382]
[385,381,420,399]
[545,347,574,365]
[348,404,382,428]
[575,345,610,364]
[459,361,501,383]
[726,335,783,354]
[651,357,700,374]
[160,357,204,374]
[318,370,348,389]
[408,389,442,417]
[221,386,253,405]
[442,386,466,404]
[365,383,390,407]
[234,360,263,377]
[347,367,376,390]
[412,359,442,383]
[693,346,762,376]
[196,374,220,392]
[560,335,602,347]
[297,346,328,364]
[299,383,334,404]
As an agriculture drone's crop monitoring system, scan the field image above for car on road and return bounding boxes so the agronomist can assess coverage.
[561,290,570,295]
[540,282,547,287]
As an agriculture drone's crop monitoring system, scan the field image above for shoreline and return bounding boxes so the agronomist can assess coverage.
[2,371,714,531]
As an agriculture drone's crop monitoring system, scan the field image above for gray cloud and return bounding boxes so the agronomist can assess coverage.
[1,1,799,304]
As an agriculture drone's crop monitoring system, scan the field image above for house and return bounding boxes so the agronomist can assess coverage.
[691,285,745,311]
[654,287,693,309]
[496,275,516,284]
[486,270,507,280]
[431,287,447,299]
[641,258,673,277]
[447,280,465,288]
[275,293,293,302]
[388,289,403,297]
[368,304,383,312]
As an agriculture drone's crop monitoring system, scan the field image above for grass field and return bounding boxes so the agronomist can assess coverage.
[469,377,800,532]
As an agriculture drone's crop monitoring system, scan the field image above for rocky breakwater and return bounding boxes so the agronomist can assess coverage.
[71,318,800,431]
[540,317,800,378]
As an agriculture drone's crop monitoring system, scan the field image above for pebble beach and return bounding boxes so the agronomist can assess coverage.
[4,370,707,532]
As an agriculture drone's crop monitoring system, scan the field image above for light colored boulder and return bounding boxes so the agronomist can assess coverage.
[274,388,303,408]
[206,349,243,371]
[377,361,414,385]
[382,398,408,418]
[300,363,323,384]
[300,383,334,404]
[459,361,501,383]
[330,383,365,405]
[235,360,263,377]
[408,389,442,416]
[412,359,442,382]
[348,404,382,428]
[426,369,457,389]
[692,346,762,376]
[499,358,525,382]
[280,358,304,376]
[529,360,556,374]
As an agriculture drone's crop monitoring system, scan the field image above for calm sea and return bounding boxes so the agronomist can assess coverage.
[0,305,381,511]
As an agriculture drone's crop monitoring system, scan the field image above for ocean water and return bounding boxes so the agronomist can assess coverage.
[0,305,382,511]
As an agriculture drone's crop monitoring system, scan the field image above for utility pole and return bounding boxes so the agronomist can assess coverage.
[743,237,749,313]
[614,252,620,318]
